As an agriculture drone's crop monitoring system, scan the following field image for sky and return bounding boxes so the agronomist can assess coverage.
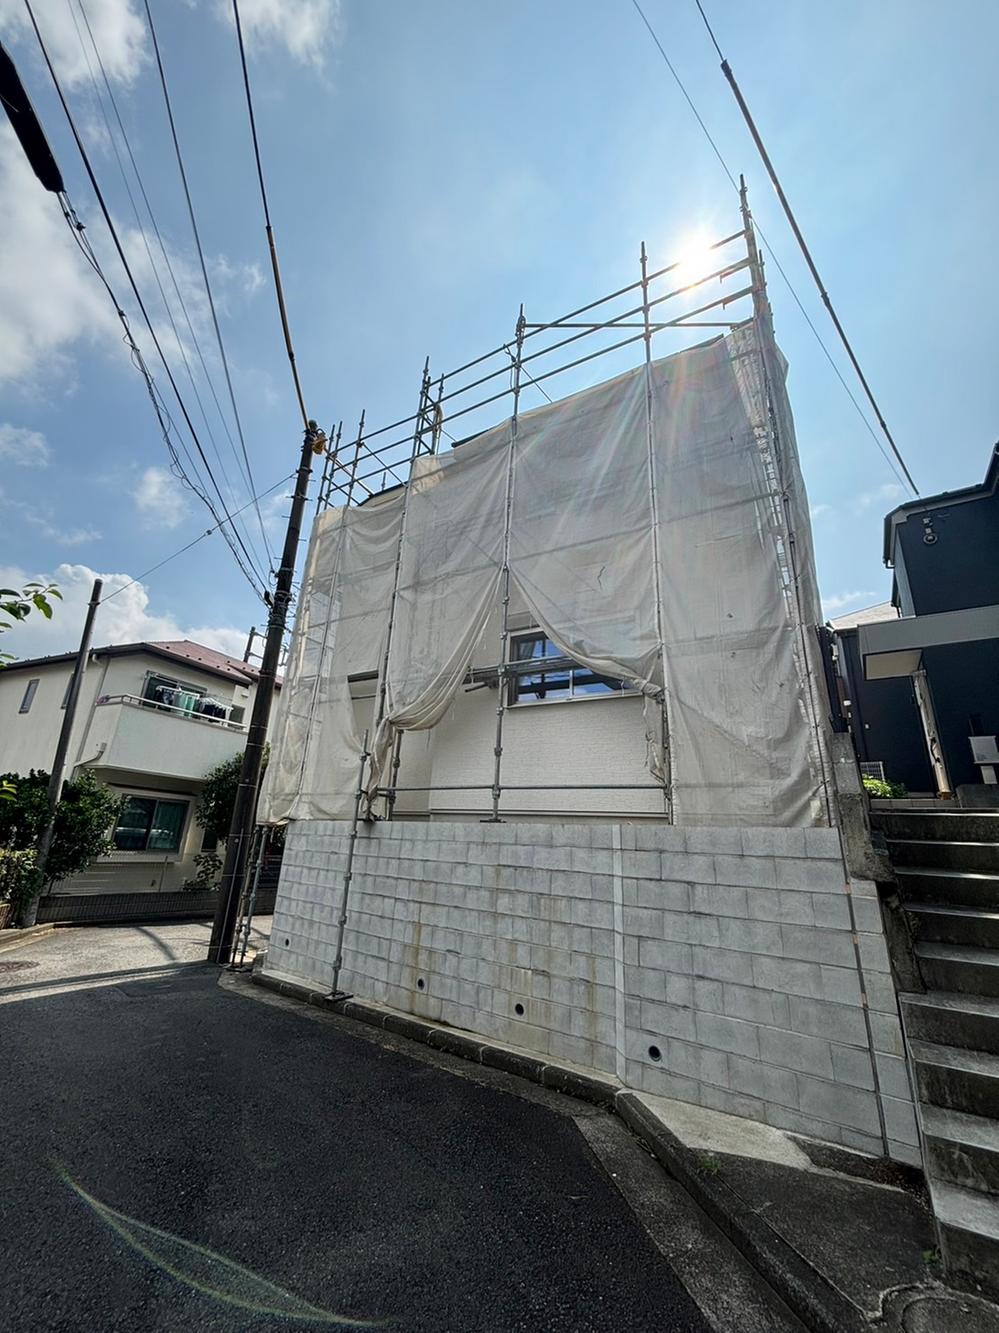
[1,0,996,661]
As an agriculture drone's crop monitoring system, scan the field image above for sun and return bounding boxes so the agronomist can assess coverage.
[672,235,719,290]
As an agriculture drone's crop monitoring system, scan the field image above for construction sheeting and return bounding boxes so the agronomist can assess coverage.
[260,320,829,826]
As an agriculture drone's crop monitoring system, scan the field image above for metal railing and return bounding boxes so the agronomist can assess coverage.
[95,693,247,732]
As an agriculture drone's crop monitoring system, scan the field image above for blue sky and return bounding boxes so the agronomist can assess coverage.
[1,0,996,659]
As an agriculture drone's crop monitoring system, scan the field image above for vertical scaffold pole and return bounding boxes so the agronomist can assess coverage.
[348,410,365,508]
[739,179,833,824]
[231,825,271,969]
[375,359,431,819]
[328,730,370,1000]
[640,242,673,820]
[487,305,525,823]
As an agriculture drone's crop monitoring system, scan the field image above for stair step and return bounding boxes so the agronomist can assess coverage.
[908,904,999,949]
[923,1105,999,1193]
[897,867,999,910]
[910,1040,999,1118]
[903,991,999,1055]
[888,838,999,874]
[874,810,999,843]
[915,941,999,997]
[929,1178,999,1298]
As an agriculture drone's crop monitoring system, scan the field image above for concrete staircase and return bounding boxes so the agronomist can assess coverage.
[875,809,999,1298]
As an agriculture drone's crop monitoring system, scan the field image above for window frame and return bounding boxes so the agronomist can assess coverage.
[507,632,635,707]
[111,795,189,854]
[19,679,40,714]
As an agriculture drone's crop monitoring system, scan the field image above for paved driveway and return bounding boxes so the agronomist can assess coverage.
[0,922,798,1332]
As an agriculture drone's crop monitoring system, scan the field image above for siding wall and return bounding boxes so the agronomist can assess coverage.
[265,819,919,1164]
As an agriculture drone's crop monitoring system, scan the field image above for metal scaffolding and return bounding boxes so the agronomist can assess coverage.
[288,191,822,826]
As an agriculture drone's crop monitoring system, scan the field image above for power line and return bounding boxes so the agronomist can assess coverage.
[70,0,270,585]
[691,0,918,495]
[142,0,276,570]
[231,0,310,433]
[100,470,295,606]
[23,0,271,600]
[629,0,916,495]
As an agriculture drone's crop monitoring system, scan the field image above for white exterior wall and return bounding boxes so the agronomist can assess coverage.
[0,648,263,896]
[266,819,919,1164]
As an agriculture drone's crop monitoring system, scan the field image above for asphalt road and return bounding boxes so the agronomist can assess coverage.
[0,922,799,1332]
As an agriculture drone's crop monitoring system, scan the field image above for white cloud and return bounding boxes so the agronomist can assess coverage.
[217,0,343,66]
[211,254,265,299]
[855,482,906,512]
[809,502,833,520]
[0,489,101,547]
[0,424,50,467]
[821,589,878,616]
[134,466,189,529]
[0,0,148,89]
[0,127,121,388]
[0,562,247,660]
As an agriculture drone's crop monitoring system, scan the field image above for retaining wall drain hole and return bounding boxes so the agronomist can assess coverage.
[417,977,425,990]
[648,1045,662,1062]
[514,1002,525,1016]
[284,938,290,947]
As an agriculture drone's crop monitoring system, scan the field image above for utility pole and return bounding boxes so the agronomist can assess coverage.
[208,422,325,964]
[19,578,102,928]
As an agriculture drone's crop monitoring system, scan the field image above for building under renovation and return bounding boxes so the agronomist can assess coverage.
[255,197,923,1179]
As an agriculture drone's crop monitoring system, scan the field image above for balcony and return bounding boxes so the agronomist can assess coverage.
[88,694,247,783]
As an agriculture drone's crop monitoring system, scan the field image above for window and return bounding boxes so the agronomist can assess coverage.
[19,679,39,714]
[112,797,188,853]
[61,675,73,709]
[509,633,629,704]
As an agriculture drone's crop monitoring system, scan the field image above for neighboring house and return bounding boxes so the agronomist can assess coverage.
[834,443,999,798]
[830,602,934,793]
[0,639,271,895]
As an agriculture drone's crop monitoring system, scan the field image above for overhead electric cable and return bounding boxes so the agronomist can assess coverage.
[629,0,917,495]
[23,0,271,599]
[690,0,918,495]
[100,470,296,606]
[142,0,276,570]
[230,0,310,433]
[72,0,269,584]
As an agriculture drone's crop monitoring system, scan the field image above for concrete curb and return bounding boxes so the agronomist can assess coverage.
[250,961,866,1331]
[0,923,55,955]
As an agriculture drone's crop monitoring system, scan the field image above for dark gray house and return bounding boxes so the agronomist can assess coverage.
[833,443,999,798]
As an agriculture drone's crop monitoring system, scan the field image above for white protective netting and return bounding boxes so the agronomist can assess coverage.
[260,321,830,827]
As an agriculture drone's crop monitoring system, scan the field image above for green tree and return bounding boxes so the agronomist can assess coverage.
[0,769,121,889]
[196,747,270,847]
[0,582,61,666]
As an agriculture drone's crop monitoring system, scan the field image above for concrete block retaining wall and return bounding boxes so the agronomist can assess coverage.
[264,820,919,1164]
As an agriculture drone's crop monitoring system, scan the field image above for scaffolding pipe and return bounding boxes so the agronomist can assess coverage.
[739,180,833,825]
[232,825,270,969]
[367,360,431,819]
[328,731,370,1000]
[640,240,673,818]
[487,305,525,822]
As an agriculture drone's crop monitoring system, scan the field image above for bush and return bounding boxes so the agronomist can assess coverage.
[863,776,908,799]
[0,848,40,913]
[0,769,121,885]
[196,746,269,847]
[182,851,223,892]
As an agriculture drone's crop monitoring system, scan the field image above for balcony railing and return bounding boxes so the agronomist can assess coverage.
[95,693,247,732]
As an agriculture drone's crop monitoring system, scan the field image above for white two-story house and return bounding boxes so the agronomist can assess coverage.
[0,639,273,896]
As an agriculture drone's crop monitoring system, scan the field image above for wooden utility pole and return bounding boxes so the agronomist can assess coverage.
[20,578,102,928]
[207,423,324,965]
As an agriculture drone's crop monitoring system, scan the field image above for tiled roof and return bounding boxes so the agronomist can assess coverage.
[828,601,898,631]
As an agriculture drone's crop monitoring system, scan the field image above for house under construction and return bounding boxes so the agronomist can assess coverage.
[251,191,922,1185]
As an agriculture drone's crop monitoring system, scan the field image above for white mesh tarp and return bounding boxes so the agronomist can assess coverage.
[260,321,830,827]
